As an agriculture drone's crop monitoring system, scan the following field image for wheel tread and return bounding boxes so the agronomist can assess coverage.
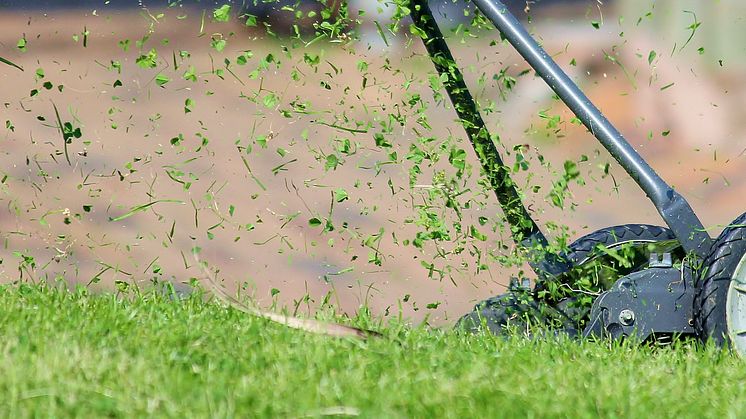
[693,212,746,346]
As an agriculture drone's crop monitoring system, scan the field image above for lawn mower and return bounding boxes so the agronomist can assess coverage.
[410,0,746,352]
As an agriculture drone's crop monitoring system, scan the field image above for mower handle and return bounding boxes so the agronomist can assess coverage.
[411,0,576,279]
[471,0,713,257]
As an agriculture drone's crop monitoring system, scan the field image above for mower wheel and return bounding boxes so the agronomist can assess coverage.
[693,212,746,354]
[458,224,679,335]
[456,292,540,336]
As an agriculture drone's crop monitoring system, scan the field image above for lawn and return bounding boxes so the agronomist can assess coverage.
[1,283,745,418]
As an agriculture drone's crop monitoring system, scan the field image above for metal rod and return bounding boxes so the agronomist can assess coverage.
[411,0,572,276]
[471,0,713,257]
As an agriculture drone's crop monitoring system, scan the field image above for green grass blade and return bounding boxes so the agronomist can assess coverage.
[0,56,23,71]
[51,101,71,166]
[109,199,184,222]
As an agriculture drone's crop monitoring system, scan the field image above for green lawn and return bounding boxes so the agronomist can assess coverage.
[2,283,745,418]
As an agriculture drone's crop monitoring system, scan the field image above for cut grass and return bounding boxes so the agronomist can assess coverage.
[2,283,746,417]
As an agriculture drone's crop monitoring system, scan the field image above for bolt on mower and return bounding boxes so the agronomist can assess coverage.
[410,0,746,352]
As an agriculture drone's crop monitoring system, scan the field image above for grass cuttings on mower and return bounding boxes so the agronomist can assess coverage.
[543,238,686,328]
[460,235,687,337]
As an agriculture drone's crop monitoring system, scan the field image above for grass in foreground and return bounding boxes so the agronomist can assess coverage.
[1,283,746,418]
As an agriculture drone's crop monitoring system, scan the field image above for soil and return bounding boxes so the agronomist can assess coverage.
[0,6,744,326]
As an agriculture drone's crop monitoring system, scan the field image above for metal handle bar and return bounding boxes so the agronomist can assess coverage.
[471,0,713,257]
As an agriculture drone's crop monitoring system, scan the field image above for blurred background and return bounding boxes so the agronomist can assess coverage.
[0,0,744,326]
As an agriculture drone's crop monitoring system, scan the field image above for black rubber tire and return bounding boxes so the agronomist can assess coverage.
[693,212,746,346]
[456,292,540,336]
[457,224,677,334]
